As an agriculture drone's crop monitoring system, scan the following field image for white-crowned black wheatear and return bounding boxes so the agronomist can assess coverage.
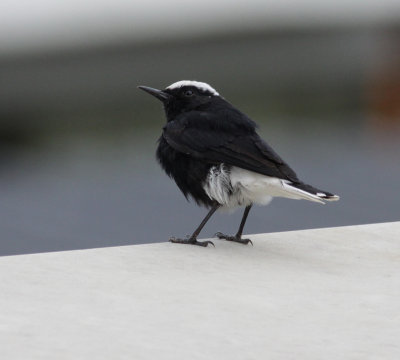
[139,80,339,247]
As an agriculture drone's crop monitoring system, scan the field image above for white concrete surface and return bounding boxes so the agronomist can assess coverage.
[1,222,399,360]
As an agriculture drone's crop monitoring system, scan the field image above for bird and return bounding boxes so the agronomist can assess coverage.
[138,80,339,247]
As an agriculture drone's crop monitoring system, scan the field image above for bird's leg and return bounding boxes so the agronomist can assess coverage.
[169,204,219,247]
[215,205,253,245]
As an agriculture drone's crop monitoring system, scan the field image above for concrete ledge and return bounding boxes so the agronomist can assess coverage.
[1,222,399,359]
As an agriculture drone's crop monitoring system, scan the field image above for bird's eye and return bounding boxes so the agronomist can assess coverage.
[184,90,194,97]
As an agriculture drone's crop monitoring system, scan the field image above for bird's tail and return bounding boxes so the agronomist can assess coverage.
[282,181,340,204]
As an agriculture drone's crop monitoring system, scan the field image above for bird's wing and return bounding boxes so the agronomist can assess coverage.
[163,112,299,182]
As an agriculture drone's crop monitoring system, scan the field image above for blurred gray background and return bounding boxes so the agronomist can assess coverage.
[1,1,400,256]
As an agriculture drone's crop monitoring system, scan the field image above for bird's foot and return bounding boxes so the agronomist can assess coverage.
[169,236,215,247]
[214,232,253,245]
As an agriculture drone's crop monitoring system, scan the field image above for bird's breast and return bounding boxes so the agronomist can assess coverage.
[156,136,216,207]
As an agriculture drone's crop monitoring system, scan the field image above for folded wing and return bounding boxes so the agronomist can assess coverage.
[163,111,299,182]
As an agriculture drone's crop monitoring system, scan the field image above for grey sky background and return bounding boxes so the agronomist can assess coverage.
[1,0,399,54]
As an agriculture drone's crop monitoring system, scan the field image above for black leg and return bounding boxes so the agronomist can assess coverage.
[236,204,252,238]
[169,204,219,247]
[215,205,253,245]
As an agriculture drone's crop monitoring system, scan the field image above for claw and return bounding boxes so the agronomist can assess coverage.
[245,239,254,246]
[205,240,215,248]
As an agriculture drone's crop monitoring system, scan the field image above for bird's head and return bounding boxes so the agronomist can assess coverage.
[138,80,221,120]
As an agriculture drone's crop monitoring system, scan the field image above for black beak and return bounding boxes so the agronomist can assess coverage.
[138,86,171,102]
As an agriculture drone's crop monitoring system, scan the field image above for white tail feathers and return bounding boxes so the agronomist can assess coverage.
[284,183,340,204]
[322,194,340,201]
[281,182,326,204]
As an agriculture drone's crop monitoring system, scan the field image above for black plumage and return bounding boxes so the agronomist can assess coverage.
[156,136,216,207]
[139,81,339,247]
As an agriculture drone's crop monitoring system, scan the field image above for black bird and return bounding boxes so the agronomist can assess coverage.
[139,80,339,247]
